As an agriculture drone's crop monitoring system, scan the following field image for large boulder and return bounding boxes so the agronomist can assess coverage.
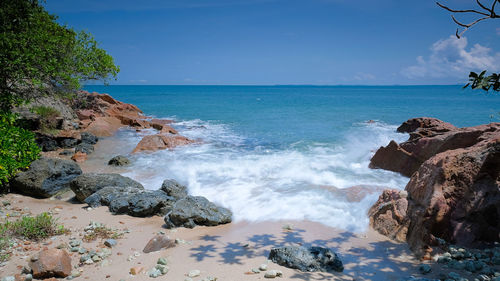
[10,158,82,198]
[368,189,409,242]
[85,187,175,217]
[29,249,72,278]
[84,117,123,137]
[269,246,344,273]
[370,118,500,177]
[160,179,188,200]
[132,134,193,153]
[164,196,232,228]
[405,139,500,256]
[70,173,144,202]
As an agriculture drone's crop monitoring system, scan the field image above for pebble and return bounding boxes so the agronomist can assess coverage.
[184,278,193,281]
[104,239,117,248]
[84,259,94,265]
[188,269,201,277]
[78,248,87,254]
[259,264,268,271]
[1,276,14,281]
[155,264,169,275]
[148,268,162,278]
[24,274,33,281]
[264,270,278,278]
[251,268,260,273]
[157,257,168,265]
[69,240,82,247]
[70,247,80,252]
[130,267,144,275]
[21,265,31,274]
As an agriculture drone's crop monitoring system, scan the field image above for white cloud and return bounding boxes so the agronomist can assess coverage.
[353,72,376,81]
[403,35,500,79]
[129,79,148,83]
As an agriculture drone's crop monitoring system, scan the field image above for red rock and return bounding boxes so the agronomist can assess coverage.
[29,249,72,278]
[397,117,457,134]
[368,189,409,242]
[84,117,123,137]
[143,235,175,253]
[76,109,97,121]
[369,140,421,177]
[71,152,87,162]
[132,134,193,153]
[160,125,178,135]
[151,118,174,125]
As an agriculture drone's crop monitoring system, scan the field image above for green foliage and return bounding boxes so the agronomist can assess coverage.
[0,212,67,240]
[464,71,500,92]
[0,0,119,113]
[32,105,60,119]
[0,113,40,186]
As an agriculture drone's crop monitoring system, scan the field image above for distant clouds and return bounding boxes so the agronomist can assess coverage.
[403,36,500,80]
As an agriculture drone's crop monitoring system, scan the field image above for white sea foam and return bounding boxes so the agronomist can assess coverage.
[122,119,409,232]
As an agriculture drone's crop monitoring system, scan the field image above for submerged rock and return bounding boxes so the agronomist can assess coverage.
[70,173,144,202]
[132,134,193,153]
[268,246,343,272]
[164,196,232,228]
[10,158,82,198]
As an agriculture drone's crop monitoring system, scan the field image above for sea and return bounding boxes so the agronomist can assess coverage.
[84,85,500,232]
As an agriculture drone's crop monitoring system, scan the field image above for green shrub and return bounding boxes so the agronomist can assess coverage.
[0,212,67,240]
[32,105,61,119]
[0,113,41,186]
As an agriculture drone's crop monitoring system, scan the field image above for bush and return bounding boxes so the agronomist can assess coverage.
[0,212,67,240]
[32,106,61,119]
[0,113,41,187]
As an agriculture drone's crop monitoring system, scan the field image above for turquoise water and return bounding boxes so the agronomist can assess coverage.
[85,85,500,231]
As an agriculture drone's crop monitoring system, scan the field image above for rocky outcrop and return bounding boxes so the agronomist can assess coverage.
[132,134,193,153]
[10,158,82,198]
[70,173,144,202]
[29,249,72,278]
[164,196,232,228]
[369,117,498,177]
[268,246,344,273]
[368,117,500,257]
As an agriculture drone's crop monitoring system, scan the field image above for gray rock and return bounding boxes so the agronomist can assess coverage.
[59,150,73,156]
[160,179,188,200]
[35,134,58,151]
[164,196,232,228]
[104,239,117,248]
[268,246,344,273]
[108,155,131,166]
[80,132,98,145]
[418,264,431,274]
[1,276,15,281]
[10,158,82,198]
[75,142,94,154]
[70,173,144,202]
[59,138,79,148]
[84,187,175,217]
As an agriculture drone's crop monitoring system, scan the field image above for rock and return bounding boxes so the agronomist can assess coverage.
[29,249,72,278]
[264,270,279,278]
[418,264,432,274]
[71,152,87,163]
[268,246,344,273]
[1,277,14,281]
[10,158,82,198]
[84,117,123,137]
[143,235,175,253]
[130,267,144,275]
[155,264,169,275]
[370,118,499,177]
[405,139,500,256]
[59,150,73,156]
[59,138,79,148]
[108,155,131,166]
[368,189,409,242]
[35,133,59,151]
[104,239,117,248]
[80,132,98,145]
[157,257,168,265]
[160,179,188,200]
[148,268,162,278]
[70,173,143,202]
[132,134,193,153]
[164,196,232,228]
[160,125,178,135]
[75,142,94,154]
[259,264,268,271]
[188,269,201,277]
[124,190,175,217]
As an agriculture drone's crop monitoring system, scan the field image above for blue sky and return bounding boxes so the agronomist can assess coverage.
[44,0,500,85]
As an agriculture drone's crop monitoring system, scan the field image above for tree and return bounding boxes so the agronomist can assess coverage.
[0,0,120,113]
[436,1,499,92]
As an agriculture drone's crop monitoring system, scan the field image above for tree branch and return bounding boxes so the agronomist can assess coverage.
[437,1,499,38]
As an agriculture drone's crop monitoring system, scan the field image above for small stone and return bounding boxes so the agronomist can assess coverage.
[70,247,79,252]
[24,274,33,281]
[259,264,268,271]
[184,278,193,281]
[78,248,87,254]
[84,259,94,265]
[418,264,432,274]
[251,268,260,273]
[275,270,283,277]
[69,240,81,247]
[91,255,102,262]
[56,243,67,249]
[80,255,90,263]
[21,265,31,274]
[148,268,162,278]
[188,269,201,277]
[264,270,278,278]
[71,270,81,278]
[130,267,144,275]
[1,277,15,281]
[155,264,169,275]
[157,257,168,265]
[104,239,117,248]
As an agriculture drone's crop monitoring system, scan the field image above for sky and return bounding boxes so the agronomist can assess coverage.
[44,0,500,85]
